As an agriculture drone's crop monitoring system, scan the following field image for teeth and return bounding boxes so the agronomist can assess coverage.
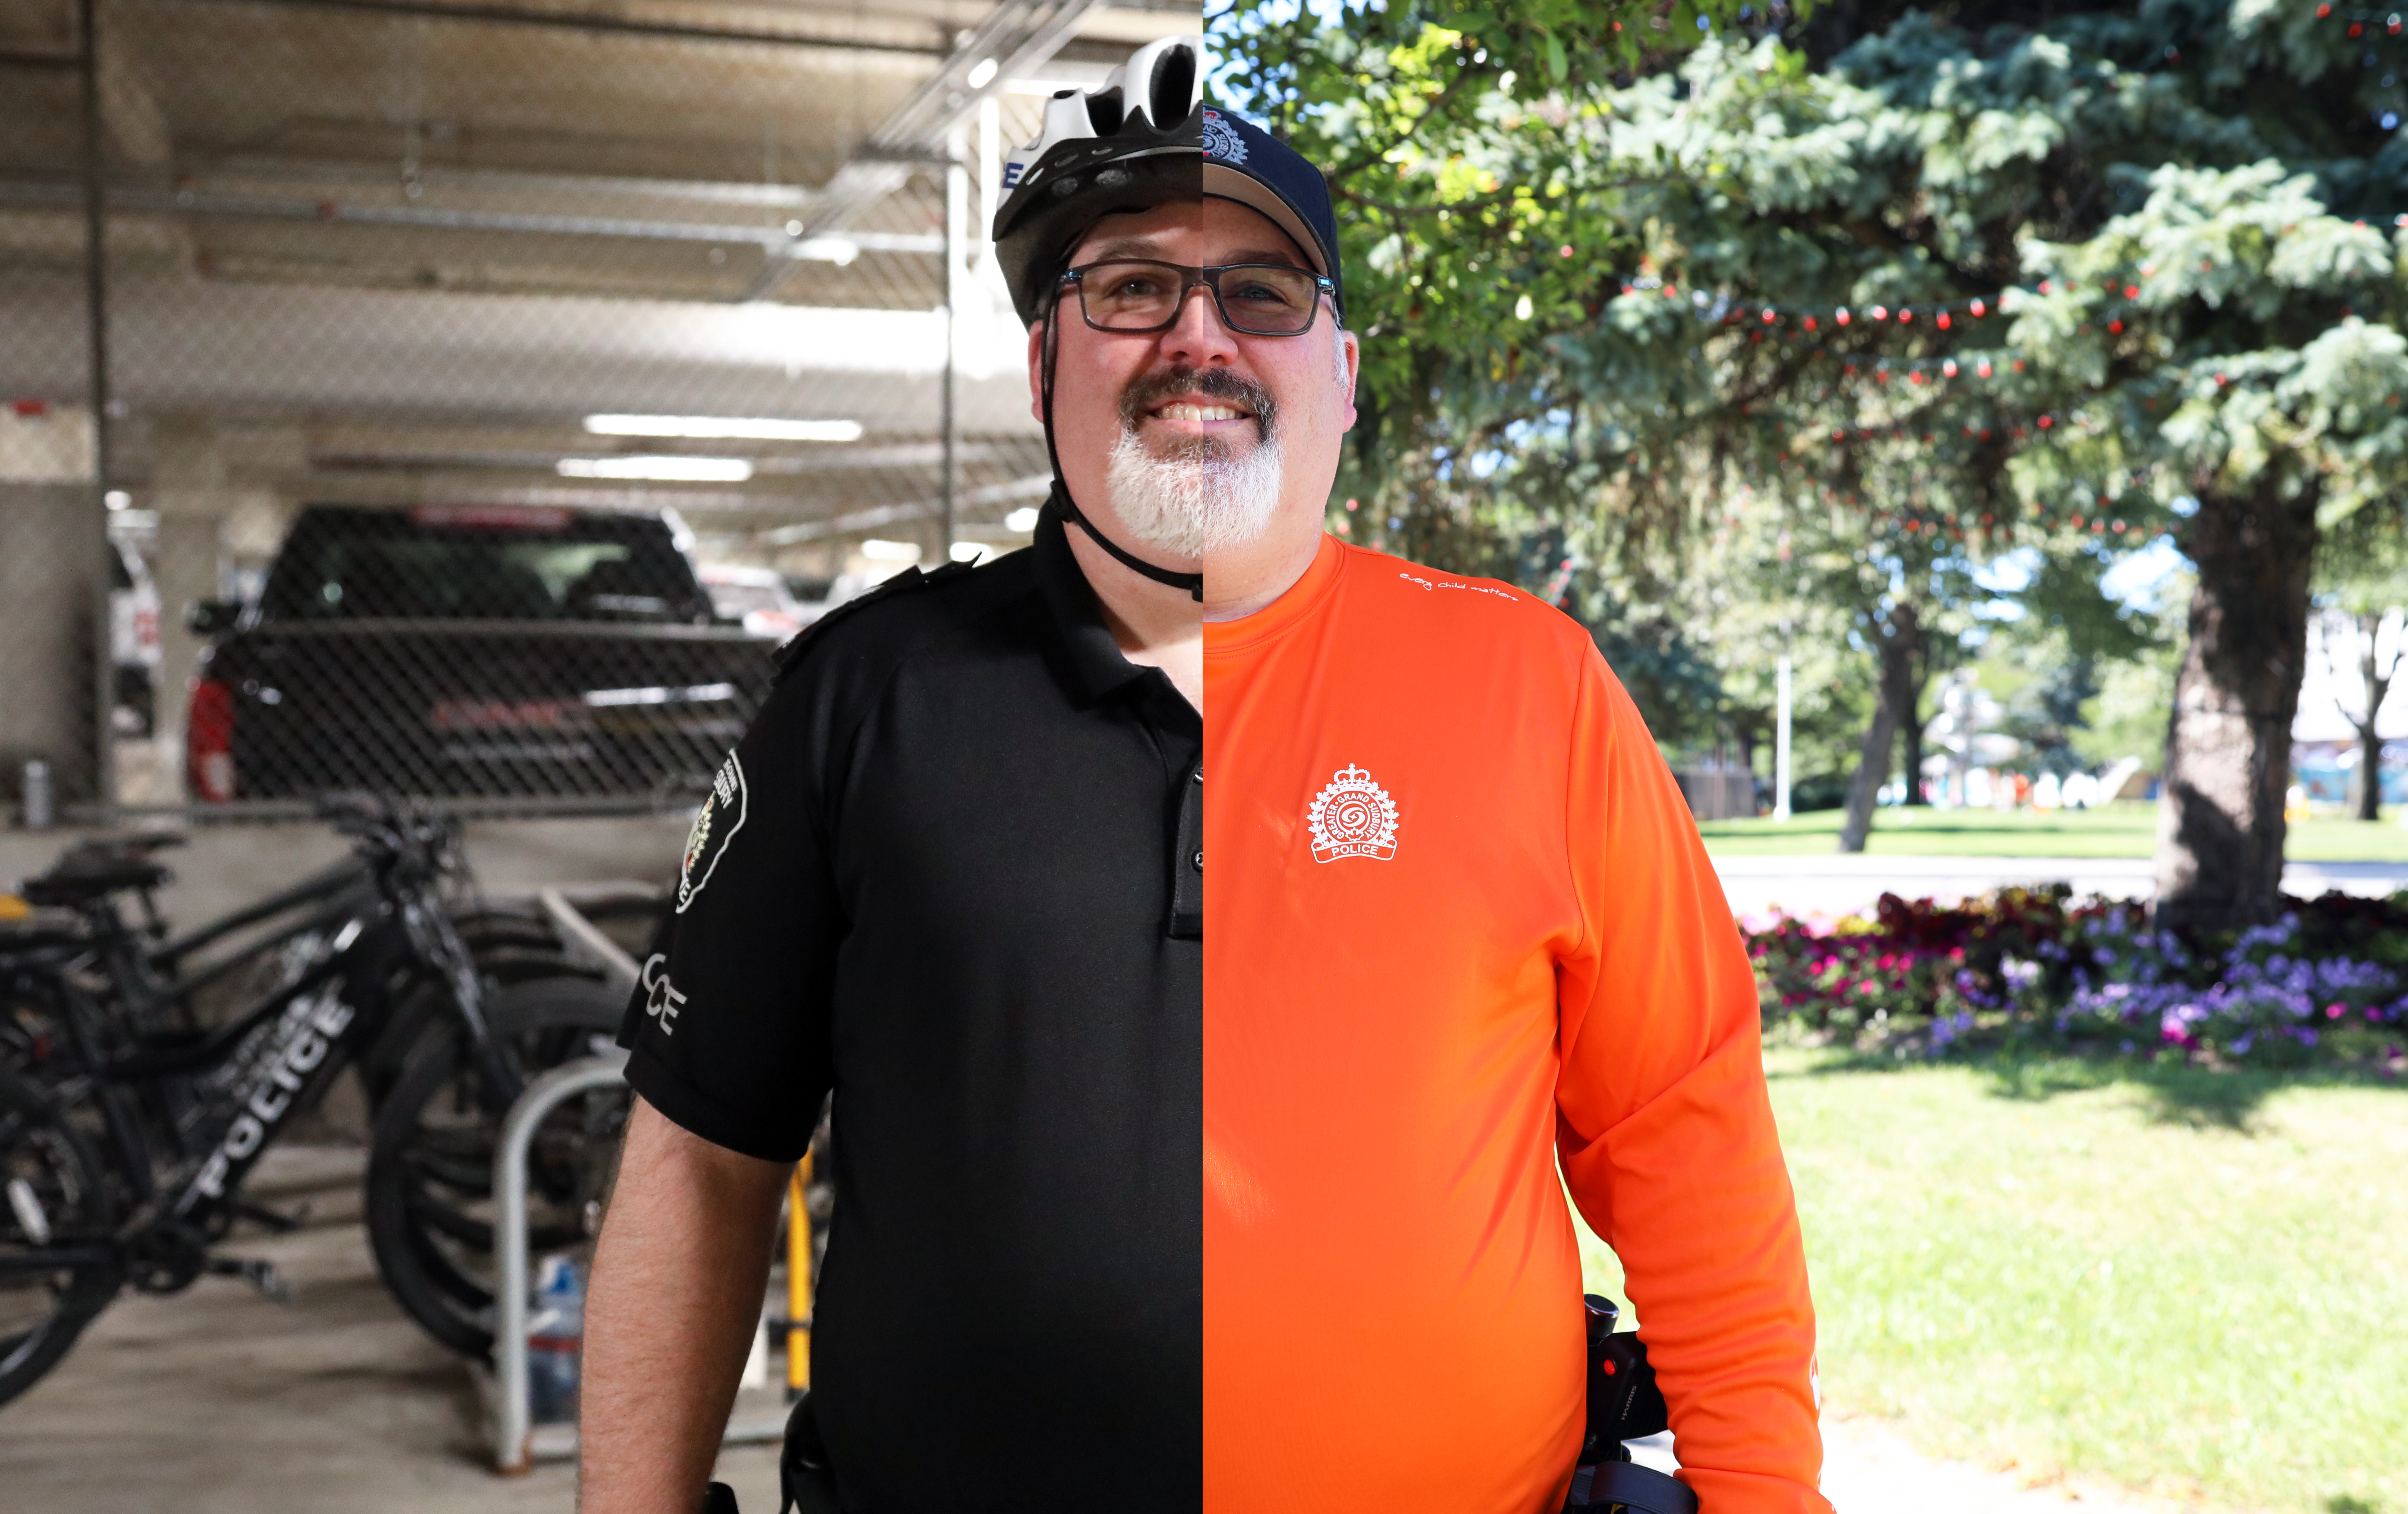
[1156,404,1246,422]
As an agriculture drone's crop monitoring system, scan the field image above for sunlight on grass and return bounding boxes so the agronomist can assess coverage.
[1574,1050,2408,1514]
[1695,803,2408,864]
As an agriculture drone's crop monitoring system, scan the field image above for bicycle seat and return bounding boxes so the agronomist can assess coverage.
[20,845,174,905]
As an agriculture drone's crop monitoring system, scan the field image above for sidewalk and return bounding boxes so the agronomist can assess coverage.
[1710,852,2408,920]
[1817,1414,2188,1513]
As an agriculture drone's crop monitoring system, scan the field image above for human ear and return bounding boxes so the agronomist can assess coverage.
[1027,320,1048,425]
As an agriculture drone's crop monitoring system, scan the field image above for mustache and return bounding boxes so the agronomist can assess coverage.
[1118,366,1278,438]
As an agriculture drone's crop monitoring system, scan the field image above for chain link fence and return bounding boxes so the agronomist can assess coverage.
[0,0,1143,821]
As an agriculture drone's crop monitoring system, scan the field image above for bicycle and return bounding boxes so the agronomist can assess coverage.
[0,795,625,1406]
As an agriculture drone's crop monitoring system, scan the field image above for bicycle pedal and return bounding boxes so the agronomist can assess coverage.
[206,1256,295,1305]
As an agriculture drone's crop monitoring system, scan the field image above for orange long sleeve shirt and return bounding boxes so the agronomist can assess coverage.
[1203,536,1829,1513]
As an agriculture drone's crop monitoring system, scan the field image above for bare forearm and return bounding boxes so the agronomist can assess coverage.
[580,1098,789,1514]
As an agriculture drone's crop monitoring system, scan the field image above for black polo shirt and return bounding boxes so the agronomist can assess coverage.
[617,504,1202,1512]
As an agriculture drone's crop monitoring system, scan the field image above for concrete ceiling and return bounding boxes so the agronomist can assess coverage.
[0,0,1194,553]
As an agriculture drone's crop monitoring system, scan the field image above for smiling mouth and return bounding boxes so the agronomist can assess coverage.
[1150,401,1255,424]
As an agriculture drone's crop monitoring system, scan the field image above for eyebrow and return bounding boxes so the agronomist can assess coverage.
[1081,237,1172,263]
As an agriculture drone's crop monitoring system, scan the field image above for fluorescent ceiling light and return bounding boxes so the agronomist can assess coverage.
[950,541,989,563]
[797,237,858,265]
[584,682,739,708]
[584,414,863,443]
[966,57,998,88]
[1004,506,1041,532]
[558,455,754,482]
[859,538,921,562]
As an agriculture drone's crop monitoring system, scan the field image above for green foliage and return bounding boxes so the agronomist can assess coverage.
[2072,643,2184,769]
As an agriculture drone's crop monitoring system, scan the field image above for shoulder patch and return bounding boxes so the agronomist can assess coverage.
[771,559,980,681]
[676,750,748,913]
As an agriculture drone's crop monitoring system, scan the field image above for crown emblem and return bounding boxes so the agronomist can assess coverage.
[1307,764,1399,863]
[1202,108,1247,164]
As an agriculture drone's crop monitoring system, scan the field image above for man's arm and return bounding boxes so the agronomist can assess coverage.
[580,1096,792,1514]
[1553,645,1831,1514]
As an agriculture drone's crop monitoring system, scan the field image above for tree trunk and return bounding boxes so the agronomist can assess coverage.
[1735,721,1761,814]
[1899,686,1929,806]
[2353,612,2391,822]
[1838,600,1922,852]
[2154,488,2318,934]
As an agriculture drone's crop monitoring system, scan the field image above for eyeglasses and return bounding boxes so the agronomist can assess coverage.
[1059,259,1339,337]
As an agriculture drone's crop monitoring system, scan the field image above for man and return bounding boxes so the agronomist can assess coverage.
[582,35,1828,1514]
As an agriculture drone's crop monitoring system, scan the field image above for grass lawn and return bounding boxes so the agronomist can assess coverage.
[1697,801,2408,864]
[1576,1048,2408,1513]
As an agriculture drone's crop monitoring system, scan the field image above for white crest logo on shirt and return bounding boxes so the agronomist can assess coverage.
[1307,765,1400,863]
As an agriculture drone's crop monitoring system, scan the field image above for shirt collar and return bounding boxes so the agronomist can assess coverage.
[1031,490,1155,706]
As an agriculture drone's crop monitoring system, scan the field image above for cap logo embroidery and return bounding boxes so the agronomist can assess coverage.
[1308,765,1400,863]
[676,750,748,912]
[1202,108,1247,164]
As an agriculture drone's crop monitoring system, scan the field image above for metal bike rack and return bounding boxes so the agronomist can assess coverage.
[489,1050,789,1472]
[536,885,644,997]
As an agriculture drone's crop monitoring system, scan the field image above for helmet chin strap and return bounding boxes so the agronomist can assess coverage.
[1039,299,1206,603]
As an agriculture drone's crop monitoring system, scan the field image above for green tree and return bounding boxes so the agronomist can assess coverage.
[1214,1,2408,929]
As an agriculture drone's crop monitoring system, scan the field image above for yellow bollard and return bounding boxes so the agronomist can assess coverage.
[786,1155,813,1397]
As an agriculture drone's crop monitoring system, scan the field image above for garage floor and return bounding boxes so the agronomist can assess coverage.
[0,1145,784,1514]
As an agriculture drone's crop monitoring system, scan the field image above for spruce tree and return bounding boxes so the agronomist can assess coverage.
[1215,0,2408,928]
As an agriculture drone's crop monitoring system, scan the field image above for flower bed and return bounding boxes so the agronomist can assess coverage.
[1745,887,2408,1066]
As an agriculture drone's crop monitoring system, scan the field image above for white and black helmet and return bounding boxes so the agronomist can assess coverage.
[992,35,1202,327]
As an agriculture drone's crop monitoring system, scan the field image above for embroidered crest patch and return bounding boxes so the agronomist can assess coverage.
[1202,108,1247,165]
[1307,764,1399,863]
[676,751,748,913]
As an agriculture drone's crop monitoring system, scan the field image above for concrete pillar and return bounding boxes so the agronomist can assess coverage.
[0,406,103,814]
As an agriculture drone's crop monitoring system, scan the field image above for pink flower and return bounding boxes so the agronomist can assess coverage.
[2326,1003,2345,1020]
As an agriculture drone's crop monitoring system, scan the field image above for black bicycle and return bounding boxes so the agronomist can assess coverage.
[0,796,624,1406]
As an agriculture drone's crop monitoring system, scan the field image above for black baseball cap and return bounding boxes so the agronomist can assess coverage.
[1201,105,1345,322]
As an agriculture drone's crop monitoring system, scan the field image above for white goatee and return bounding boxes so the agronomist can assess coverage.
[1104,427,1285,560]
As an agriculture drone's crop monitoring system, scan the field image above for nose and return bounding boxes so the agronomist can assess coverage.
[1159,277,1241,369]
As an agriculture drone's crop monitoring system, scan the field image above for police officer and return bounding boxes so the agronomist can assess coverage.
[583,33,1828,1514]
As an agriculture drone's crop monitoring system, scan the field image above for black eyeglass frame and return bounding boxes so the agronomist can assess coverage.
[1055,259,1343,337]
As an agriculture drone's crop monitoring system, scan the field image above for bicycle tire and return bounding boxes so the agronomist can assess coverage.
[0,1066,124,1408]
[364,976,627,1358]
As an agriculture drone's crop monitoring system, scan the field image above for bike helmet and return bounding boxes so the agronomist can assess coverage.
[993,34,1203,328]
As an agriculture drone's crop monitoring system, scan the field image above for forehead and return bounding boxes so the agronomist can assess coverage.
[1067,196,1311,268]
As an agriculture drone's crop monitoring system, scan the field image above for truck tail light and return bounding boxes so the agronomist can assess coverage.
[187,677,236,802]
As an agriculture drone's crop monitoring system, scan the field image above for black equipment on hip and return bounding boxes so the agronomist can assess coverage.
[1564,1294,1698,1514]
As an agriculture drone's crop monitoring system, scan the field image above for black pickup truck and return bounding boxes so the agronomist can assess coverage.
[185,504,773,803]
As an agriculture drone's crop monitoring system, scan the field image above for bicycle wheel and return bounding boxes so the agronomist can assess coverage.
[364,976,627,1357]
[0,1067,123,1407]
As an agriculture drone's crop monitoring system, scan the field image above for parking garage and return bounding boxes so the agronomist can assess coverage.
[0,0,1190,1503]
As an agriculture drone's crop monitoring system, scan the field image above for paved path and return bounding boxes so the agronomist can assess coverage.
[1632,1419,2187,1512]
[1711,852,2408,921]
[1816,1415,2190,1512]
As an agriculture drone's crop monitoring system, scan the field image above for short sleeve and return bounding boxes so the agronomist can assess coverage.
[1552,644,1831,1514]
[616,670,839,1163]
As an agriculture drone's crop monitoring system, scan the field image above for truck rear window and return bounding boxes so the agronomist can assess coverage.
[259,507,710,623]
